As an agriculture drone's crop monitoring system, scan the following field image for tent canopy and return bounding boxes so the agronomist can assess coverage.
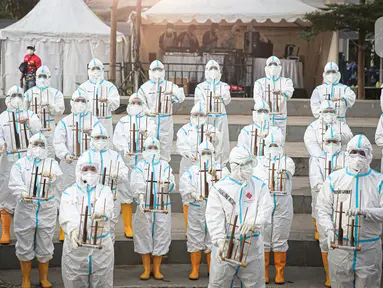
[142,0,318,24]
[0,0,123,41]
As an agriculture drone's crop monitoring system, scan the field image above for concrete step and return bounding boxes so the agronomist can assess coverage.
[0,265,330,288]
[0,213,321,269]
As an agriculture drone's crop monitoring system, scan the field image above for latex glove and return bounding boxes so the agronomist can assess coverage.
[64,154,74,164]
[346,208,367,217]
[139,128,147,137]
[216,239,226,264]
[171,95,179,103]
[70,229,81,249]
[42,171,56,183]
[239,217,255,235]
[92,211,105,221]
[327,229,335,250]
[146,110,157,116]
[18,116,28,124]
[184,151,197,162]
[191,192,201,202]
[138,194,145,213]
[20,191,31,204]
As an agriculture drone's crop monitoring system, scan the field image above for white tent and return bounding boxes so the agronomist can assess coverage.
[0,0,125,95]
[142,0,318,23]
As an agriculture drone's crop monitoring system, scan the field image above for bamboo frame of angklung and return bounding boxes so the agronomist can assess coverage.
[194,122,204,159]
[265,83,283,116]
[143,164,170,214]
[93,85,109,119]
[250,126,258,157]
[99,160,120,200]
[197,156,223,201]
[222,207,253,268]
[331,188,362,251]
[205,85,222,115]
[325,152,345,179]
[268,155,288,196]
[129,116,147,155]
[36,89,52,132]
[78,196,106,250]
[7,109,29,154]
[71,114,92,159]
[155,82,173,116]
[28,159,53,201]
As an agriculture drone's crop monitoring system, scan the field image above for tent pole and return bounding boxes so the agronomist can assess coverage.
[109,0,118,83]
[134,0,142,92]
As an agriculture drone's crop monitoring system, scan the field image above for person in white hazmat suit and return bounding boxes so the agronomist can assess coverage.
[179,140,229,280]
[24,65,65,158]
[79,124,129,242]
[176,103,224,233]
[374,113,383,172]
[194,60,231,162]
[255,131,295,285]
[113,93,156,238]
[309,126,346,288]
[79,58,120,142]
[206,145,273,288]
[253,56,294,140]
[0,85,41,245]
[237,99,284,157]
[317,134,383,288]
[59,157,114,288]
[9,133,63,288]
[304,100,352,239]
[138,60,185,162]
[53,89,98,241]
[131,136,176,280]
[310,62,356,122]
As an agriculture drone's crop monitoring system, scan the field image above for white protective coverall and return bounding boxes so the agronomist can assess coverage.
[317,134,383,288]
[206,146,273,288]
[138,60,185,161]
[176,103,223,177]
[237,100,284,157]
[24,65,65,158]
[374,113,383,172]
[53,89,99,207]
[0,85,41,215]
[310,62,356,122]
[78,58,120,142]
[10,133,62,264]
[304,100,353,159]
[253,56,294,140]
[78,124,129,242]
[113,93,157,205]
[60,157,114,288]
[194,60,231,162]
[131,136,175,255]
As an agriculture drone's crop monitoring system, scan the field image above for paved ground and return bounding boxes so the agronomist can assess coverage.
[0,265,329,288]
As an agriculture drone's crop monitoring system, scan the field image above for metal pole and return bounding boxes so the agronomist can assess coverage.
[109,0,119,83]
[134,0,142,91]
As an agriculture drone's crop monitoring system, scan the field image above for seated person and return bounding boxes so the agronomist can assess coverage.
[178,25,199,52]
[159,23,178,52]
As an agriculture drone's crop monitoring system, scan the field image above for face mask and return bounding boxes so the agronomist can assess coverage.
[265,65,282,78]
[90,70,102,82]
[201,154,212,164]
[255,112,269,123]
[347,155,367,173]
[241,164,253,180]
[81,172,99,187]
[153,71,164,81]
[73,102,87,114]
[191,116,206,127]
[128,104,143,116]
[143,150,160,162]
[267,146,282,159]
[325,143,340,156]
[322,113,336,124]
[207,70,218,81]
[10,97,23,109]
[37,78,49,88]
[93,139,108,151]
[325,73,339,84]
[31,147,46,159]
[27,49,34,55]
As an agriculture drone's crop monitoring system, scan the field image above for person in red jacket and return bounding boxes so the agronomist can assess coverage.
[20,46,42,92]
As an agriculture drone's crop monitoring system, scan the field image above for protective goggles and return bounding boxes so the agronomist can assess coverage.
[37,74,48,79]
[349,149,366,157]
[200,150,212,157]
[91,66,102,71]
[146,145,159,150]
[191,112,206,118]
[256,108,269,114]
[325,70,337,74]
[268,62,279,67]
[208,66,219,71]
[130,99,143,105]
[93,135,108,141]
[325,139,340,145]
[81,164,99,173]
[10,93,23,98]
[322,108,336,114]
[152,67,164,72]
[74,97,87,104]
[232,159,253,167]
[32,141,45,148]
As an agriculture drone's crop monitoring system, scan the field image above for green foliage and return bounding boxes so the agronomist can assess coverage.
[0,0,38,20]
[303,1,383,40]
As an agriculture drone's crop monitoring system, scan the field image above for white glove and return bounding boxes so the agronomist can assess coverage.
[190,192,201,202]
[216,239,226,264]
[70,229,81,249]
[20,191,31,204]
[146,110,157,116]
[327,229,335,250]
[316,183,323,193]
[184,151,195,160]
[138,194,145,213]
[346,208,367,217]
[139,128,147,136]
[171,95,179,103]
[92,211,105,221]
[239,217,255,235]
[64,154,74,164]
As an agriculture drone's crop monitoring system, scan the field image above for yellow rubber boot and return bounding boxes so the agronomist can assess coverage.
[59,227,65,242]
[140,254,151,280]
[0,210,11,245]
[20,261,32,288]
[313,219,319,241]
[274,252,286,284]
[321,252,331,287]
[121,203,133,238]
[152,255,164,280]
[183,204,189,238]
[264,252,270,284]
[206,252,211,275]
[189,251,202,280]
[38,261,52,288]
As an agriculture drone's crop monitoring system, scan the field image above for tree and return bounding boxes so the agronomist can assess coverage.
[303,0,383,99]
[0,0,38,20]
